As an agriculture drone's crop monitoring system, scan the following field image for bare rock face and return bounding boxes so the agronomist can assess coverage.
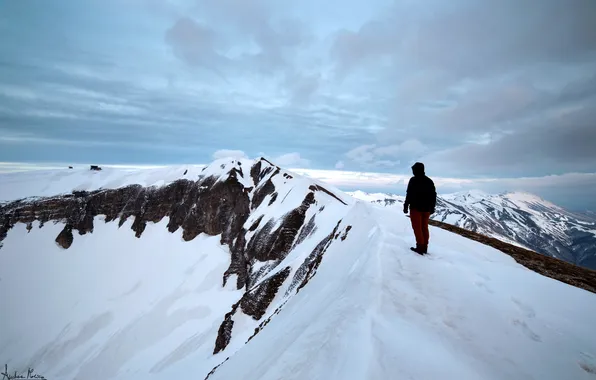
[55,224,74,249]
[213,266,292,355]
[0,174,250,255]
[0,158,353,362]
[213,302,240,355]
[240,266,292,320]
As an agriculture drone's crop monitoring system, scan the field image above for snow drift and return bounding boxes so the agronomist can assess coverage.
[1,159,595,380]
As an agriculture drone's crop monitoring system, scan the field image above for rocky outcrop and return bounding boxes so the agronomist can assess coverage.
[0,158,353,362]
[55,225,74,249]
[213,302,240,355]
[240,266,292,320]
[0,175,250,254]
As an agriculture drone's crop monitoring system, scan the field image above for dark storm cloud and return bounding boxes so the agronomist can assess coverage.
[423,105,596,177]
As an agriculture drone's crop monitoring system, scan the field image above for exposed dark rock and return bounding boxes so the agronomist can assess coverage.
[250,159,277,185]
[0,174,250,255]
[340,225,352,241]
[223,228,249,289]
[289,220,342,294]
[241,266,291,320]
[90,165,102,171]
[183,169,188,175]
[252,178,276,210]
[204,357,230,380]
[294,214,317,248]
[268,192,278,206]
[213,302,240,354]
[246,299,288,344]
[213,267,291,354]
[309,185,347,205]
[245,192,315,264]
[68,166,73,169]
[55,224,74,249]
[248,215,263,232]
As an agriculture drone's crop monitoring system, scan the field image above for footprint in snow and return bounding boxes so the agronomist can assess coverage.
[511,319,542,342]
[511,297,536,318]
[578,352,596,376]
[474,280,494,294]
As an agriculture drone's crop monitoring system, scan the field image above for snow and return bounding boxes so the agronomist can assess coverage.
[0,217,244,379]
[210,205,596,380]
[347,191,403,204]
[443,189,490,204]
[0,165,206,202]
[443,213,464,225]
[1,166,596,380]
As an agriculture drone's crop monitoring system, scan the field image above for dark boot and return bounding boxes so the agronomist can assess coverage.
[410,244,424,255]
[421,244,428,254]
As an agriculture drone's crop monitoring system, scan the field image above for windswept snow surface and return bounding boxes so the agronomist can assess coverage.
[210,204,596,380]
[1,167,595,380]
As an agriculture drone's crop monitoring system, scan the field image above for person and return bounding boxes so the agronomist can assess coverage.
[403,162,436,255]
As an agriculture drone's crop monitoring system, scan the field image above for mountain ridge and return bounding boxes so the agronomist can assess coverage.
[0,157,355,370]
[1,161,595,380]
[349,190,596,269]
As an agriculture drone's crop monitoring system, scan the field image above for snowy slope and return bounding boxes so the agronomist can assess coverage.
[0,158,355,379]
[349,190,596,270]
[1,162,595,380]
[210,205,596,380]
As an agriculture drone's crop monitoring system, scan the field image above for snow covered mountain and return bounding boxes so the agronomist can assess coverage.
[349,190,596,270]
[1,159,596,380]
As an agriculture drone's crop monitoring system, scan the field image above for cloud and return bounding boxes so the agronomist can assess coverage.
[211,150,310,167]
[421,105,596,177]
[333,0,596,80]
[343,140,427,168]
[335,161,345,169]
[212,149,248,160]
[284,72,321,104]
[165,16,229,80]
[271,152,310,167]
[164,0,314,101]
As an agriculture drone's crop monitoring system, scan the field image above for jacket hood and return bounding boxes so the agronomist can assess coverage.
[412,162,425,176]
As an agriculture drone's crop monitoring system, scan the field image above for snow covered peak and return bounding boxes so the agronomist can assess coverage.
[499,191,561,211]
[351,188,596,269]
[442,189,490,203]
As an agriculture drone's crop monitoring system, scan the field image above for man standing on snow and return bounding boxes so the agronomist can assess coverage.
[403,162,437,255]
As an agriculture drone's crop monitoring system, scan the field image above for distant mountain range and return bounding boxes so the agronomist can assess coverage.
[348,190,596,270]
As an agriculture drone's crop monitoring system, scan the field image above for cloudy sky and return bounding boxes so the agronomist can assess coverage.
[1,0,595,210]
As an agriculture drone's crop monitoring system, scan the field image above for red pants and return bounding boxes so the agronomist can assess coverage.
[410,209,431,246]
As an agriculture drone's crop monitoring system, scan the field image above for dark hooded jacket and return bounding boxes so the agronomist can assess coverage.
[404,162,437,213]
